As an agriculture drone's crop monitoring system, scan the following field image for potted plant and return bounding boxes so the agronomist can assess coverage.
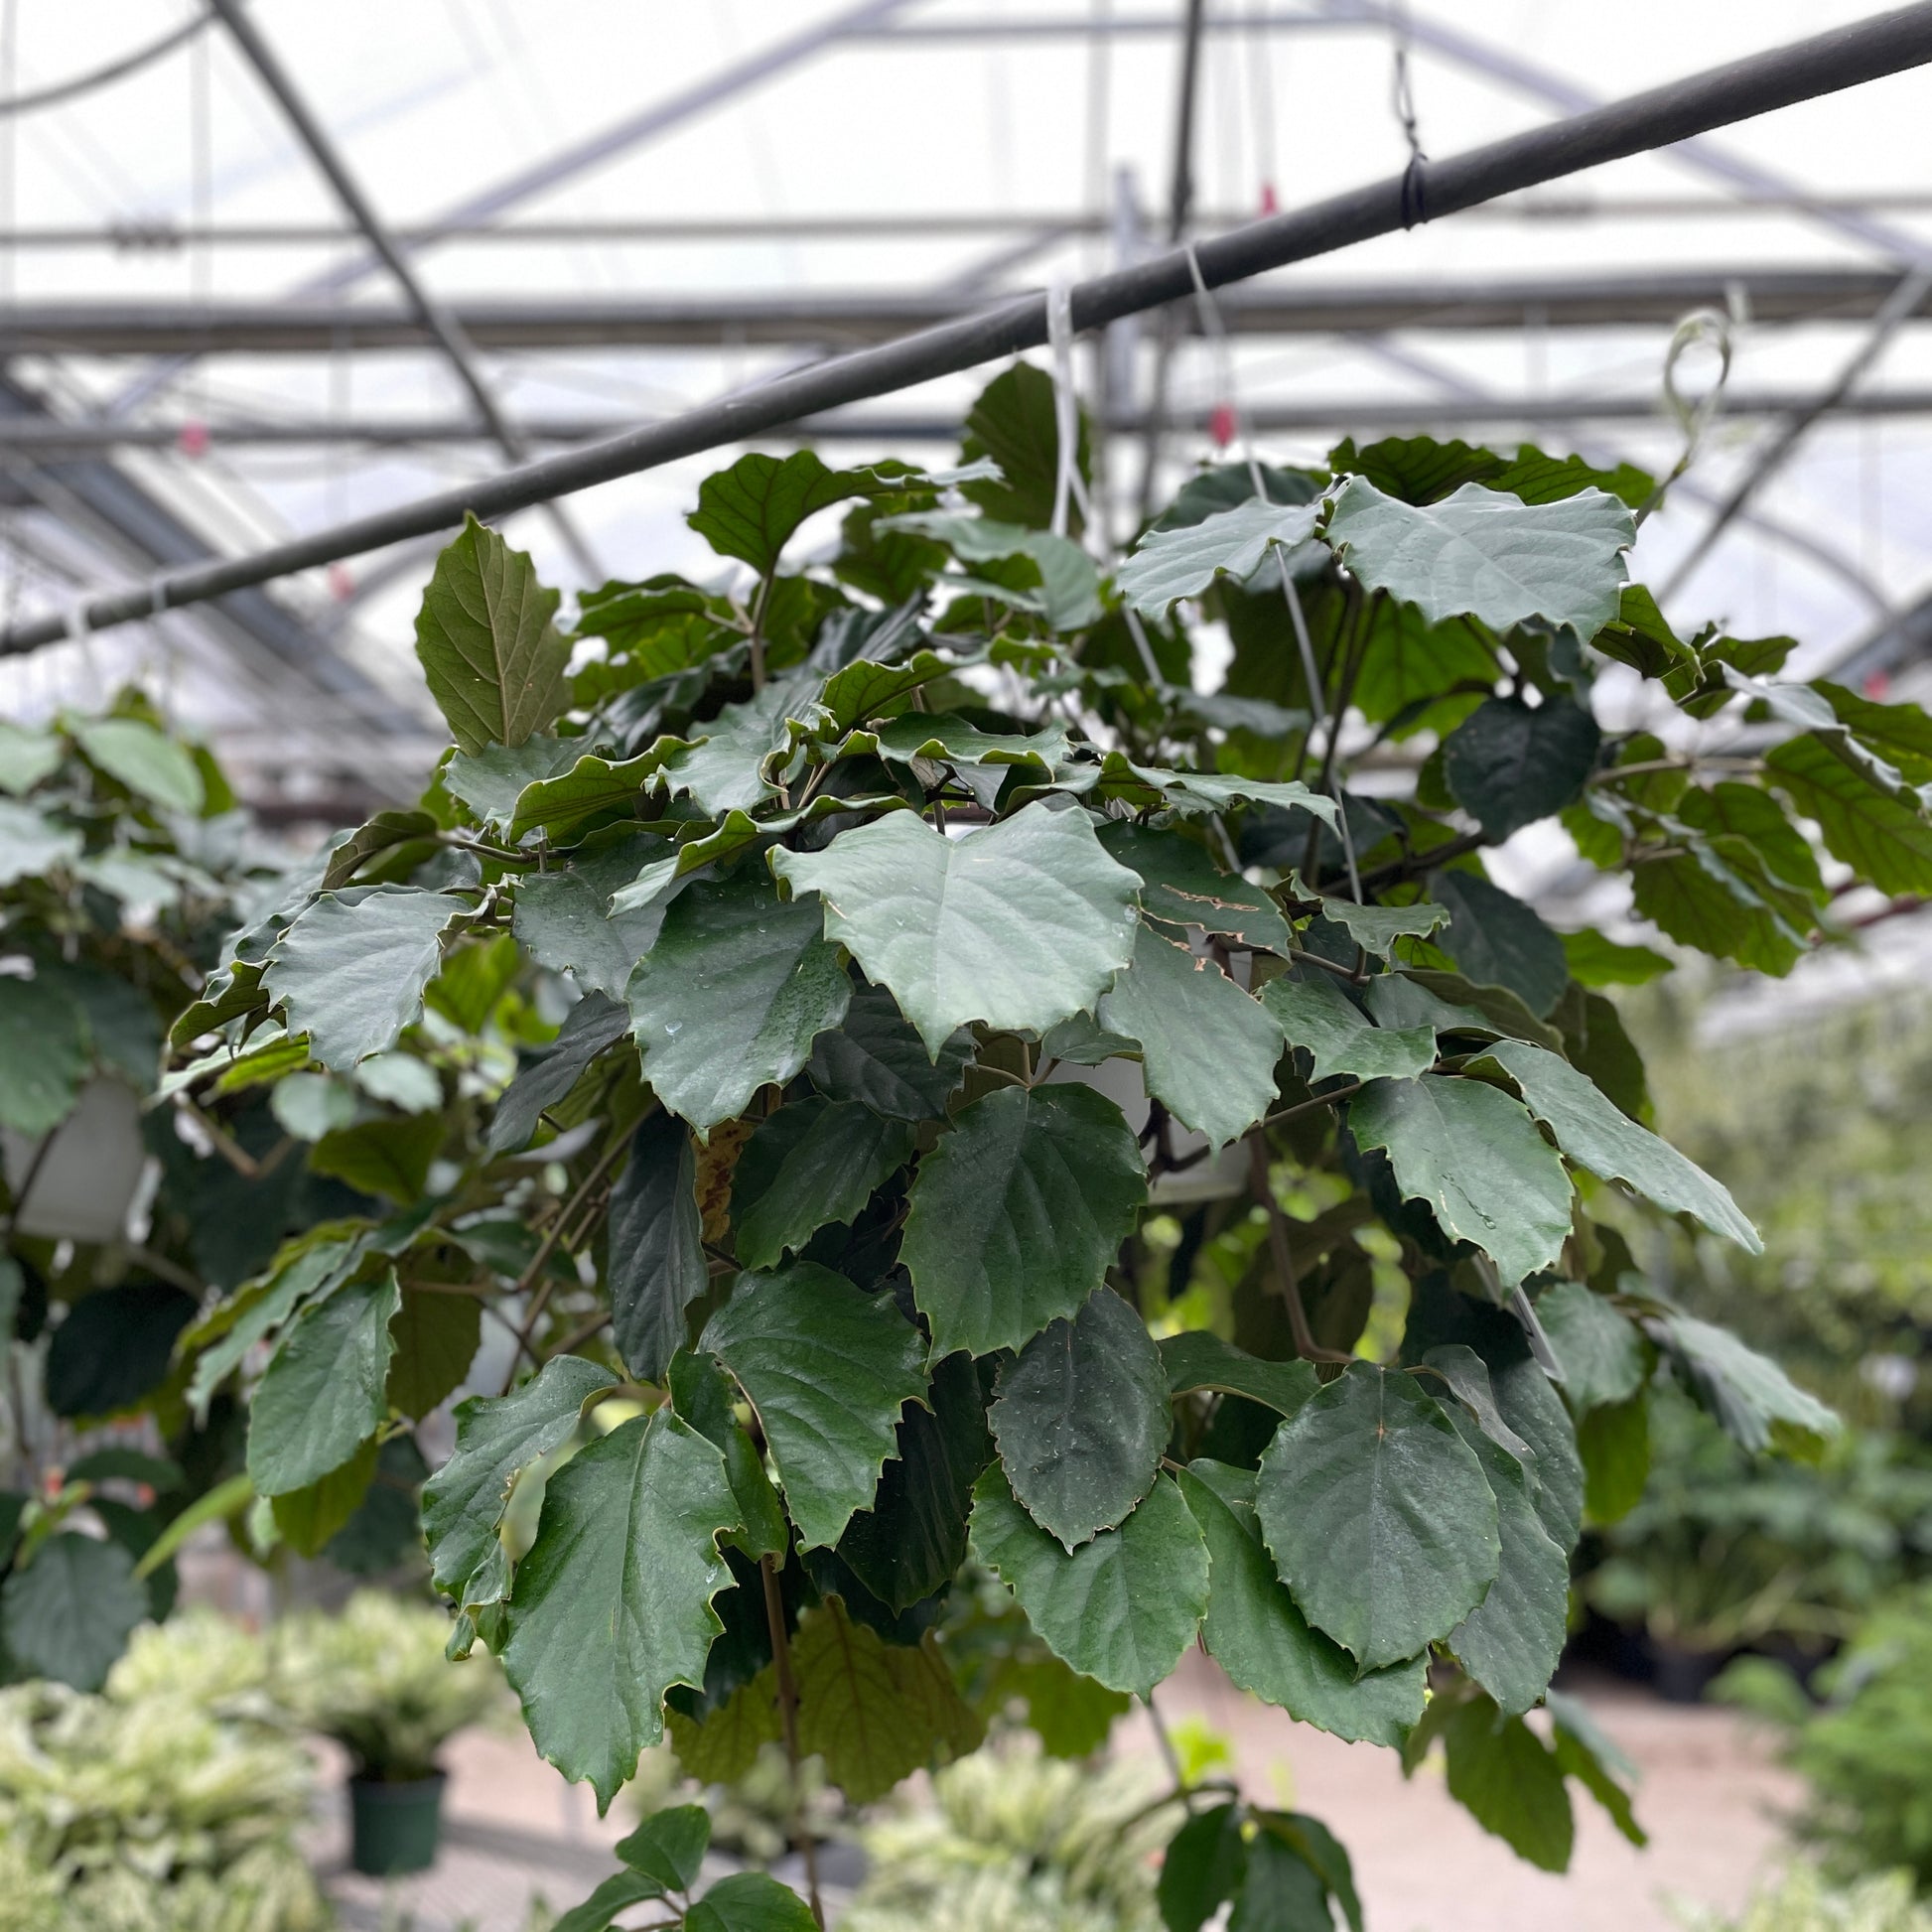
[274,1589,505,1875]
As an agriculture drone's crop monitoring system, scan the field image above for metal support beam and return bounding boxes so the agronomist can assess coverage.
[9,0,1932,658]
[205,0,601,581]
[11,268,1921,353]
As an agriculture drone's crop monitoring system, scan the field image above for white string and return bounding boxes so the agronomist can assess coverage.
[1181,245,1361,900]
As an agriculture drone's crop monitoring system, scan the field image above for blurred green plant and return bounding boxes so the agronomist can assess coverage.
[1584,1388,1932,1658]
[1716,1583,1932,1891]
[273,1588,505,1782]
[839,1738,1175,1932]
[1674,1866,1932,1932]
[0,1607,323,1932]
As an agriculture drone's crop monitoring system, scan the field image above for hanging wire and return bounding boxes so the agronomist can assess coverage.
[1388,0,1430,229]
[0,10,207,119]
[1183,245,1361,900]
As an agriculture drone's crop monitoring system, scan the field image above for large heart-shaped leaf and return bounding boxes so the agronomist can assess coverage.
[1097,822,1291,952]
[1325,477,1633,640]
[414,513,568,754]
[769,801,1140,1054]
[970,1467,1208,1697]
[1177,1463,1425,1748]
[0,1533,148,1692]
[627,872,851,1134]
[1118,496,1320,615]
[806,983,974,1121]
[900,1084,1147,1359]
[688,452,926,577]
[731,1097,915,1273]
[504,1409,740,1810]
[1441,697,1601,845]
[1256,1363,1498,1670]
[1348,1075,1572,1287]
[990,1287,1170,1551]
[699,1264,927,1549]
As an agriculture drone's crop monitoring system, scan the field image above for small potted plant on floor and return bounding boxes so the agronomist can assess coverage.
[275,1589,505,1876]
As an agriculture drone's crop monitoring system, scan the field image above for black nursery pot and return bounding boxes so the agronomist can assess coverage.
[347,1769,448,1875]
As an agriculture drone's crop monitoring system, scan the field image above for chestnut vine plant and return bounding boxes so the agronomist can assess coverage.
[173,365,1932,1930]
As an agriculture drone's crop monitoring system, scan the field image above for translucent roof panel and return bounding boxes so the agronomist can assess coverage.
[3,0,1932,797]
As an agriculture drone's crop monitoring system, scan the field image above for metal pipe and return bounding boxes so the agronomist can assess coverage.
[9,0,1932,658]
[5,268,1917,352]
[205,0,602,581]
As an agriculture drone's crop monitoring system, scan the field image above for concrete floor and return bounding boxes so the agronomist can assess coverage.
[314,1660,1801,1932]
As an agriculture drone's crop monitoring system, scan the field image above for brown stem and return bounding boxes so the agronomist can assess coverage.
[760,1554,825,1930]
[1352,829,1486,897]
[542,1308,611,1360]
[501,1131,632,1390]
[1261,1080,1366,1130]
[1246,1131,1352,1365]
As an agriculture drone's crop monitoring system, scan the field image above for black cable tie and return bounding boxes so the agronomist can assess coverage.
[1400,153,1432,229]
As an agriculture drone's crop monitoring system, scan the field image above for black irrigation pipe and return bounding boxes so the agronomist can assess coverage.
[7,0,1932,659]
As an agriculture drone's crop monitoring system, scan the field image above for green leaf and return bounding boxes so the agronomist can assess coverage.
[0,798,82,887]
[990,1287,1169,1551]
[1578,1393,1650,1524]
[246,1271,401,1497]
[1228,1822,1339,1932]
[689,451,924,576]
[387,1290,483,1421]
[503,1408,741,1811]
[1159,1804,1248,1932]
[1534,1281,1645,1411]
[959,363,1081,531]
[0,721,61,795]
[1348,1075,1572,1286]
[1560,928,1672,988]
[807,983,973,1122]
[514,869,667,1002]
[309,1113,445,1203]
[1629,840,1807,976]
[1432,871,1569,1019]
[1653,1313,1838,1454]
[270,1072,356,1142]
[1443,1413,1568,1716]
[1547,1688,1647,1847]
[771,801,1140,1054]
[1160,1332,1318,1418]
[443,740,580,830]
[838,1351,992,1611]
[607,1112,710,1382]
[1477,1038,1758,1251]
[1365,967,1565,1050]
[1097,920,1286,1150]
[1256,1363,1498,1670]
[1766,730,1932,897]
[872,709,1070,803]
[1420,1343,1534,1460]
[969,1467,1208,1697]
[414,513,568,754]
[616,1802,712,1890]
[1324,477,1633,640]
[488,993,630,1154]
[550,1871,666,1932]
[1312,895,1450,957]
[423,1354,617,1606]
[627,870,851,1134]
[1117,496,1320,615]
[668,1351,789,1563]
[900,1083,1147,1359]
[1814,677,1932,782]
[992,1650,1130,1756]
[790,1597,985,1803]
[1177,1463,1425,1747]
[686,1871,818,1932]
[1488,1352,1585,1554]
[1434,1693,1575,1873]
[659,679,799,817]
[46,1284,196,1419]
[264,886,460,1069]
[1097,823,1291,952]
[0,1533,148,1691]
[0,975,86,1136]
[270,1435,380,1556]
[731,1096,915,1273]
[878,515,1102,631]
[1263,972,1435,1084]
[1440,697,1601,844]
[699,1262,927,1549]
[72,717,205,814]
[667,1672,782,1784]
[1069,755,1337,826]
[506,750,669,844]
